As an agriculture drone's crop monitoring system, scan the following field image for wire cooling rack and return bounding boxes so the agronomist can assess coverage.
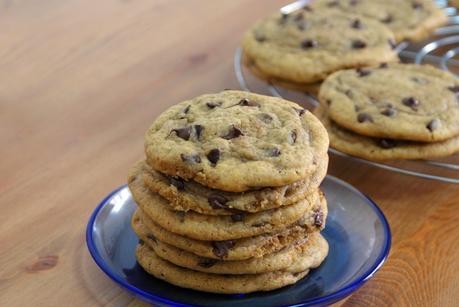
[234,0,459,184]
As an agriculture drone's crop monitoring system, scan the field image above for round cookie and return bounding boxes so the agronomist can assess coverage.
[320,63,459,142]
[135,229,328,275]
[241,9,397,85]
[312,0,447,42]
[142,157,328,215]
[132,208,327,261]
[144,90,329,192]
[136,243,310,294]
[315,105,459,160]
[128,162,325,240]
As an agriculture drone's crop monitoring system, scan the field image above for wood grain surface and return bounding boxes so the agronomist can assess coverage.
[1,0,459,306]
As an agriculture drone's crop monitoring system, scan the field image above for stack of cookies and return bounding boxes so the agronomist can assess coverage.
[315,63,459,160]
[128,90,330,293]
[241,0,447,93]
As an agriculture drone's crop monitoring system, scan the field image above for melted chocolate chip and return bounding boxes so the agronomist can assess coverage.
[357,113,373,123]
[197,257,218,268]
[402,97,419,110]
[448,85,459,93]
[176,211,186,222]
[301,39,317,49]
[289,130,297,144]
[388,39,397,49]
[412,2,423,9]
[183,105,191,114]
[381,14,393,24]
[138,239,145,245]
[206,102,221,109]
[222,125,244,140]
[356,68,371,77]
[381,107,396,117]
[259,113,273,123]
[207,149,220,165]
[194,125,204,140]
[303,5,313,11]
[208,194,229,209]
[294,108,306,116]
[239,98,259,107]
[427,119,440,132]
[379,63,388,68]
[280,13,288,25]
[351,19,362,29]
[147,234,157,243]
[170,126,191,140]
[168,176,185,190]
[270,147,281,157]
[212,240,235,258]
[181,154,201,163]
[314,210,324,227]
[379,139,398,149]
[255,34,266,42]
[352,39,366,49]
[231,214,245,222]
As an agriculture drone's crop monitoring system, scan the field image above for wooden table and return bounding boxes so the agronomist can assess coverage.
[1,1,459,306]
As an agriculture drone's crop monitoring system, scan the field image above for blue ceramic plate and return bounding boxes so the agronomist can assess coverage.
[87,175,390,306]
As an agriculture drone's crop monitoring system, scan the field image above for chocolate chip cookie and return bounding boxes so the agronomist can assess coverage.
[315,104,459,160]
[242,9,397,85]
[144,90,328,192]
[320,63,459,142]
[132,208,326,261]
[128,161,325,240]
[136,243,311,294]
[142,157,327,215]
[312,0,447,42]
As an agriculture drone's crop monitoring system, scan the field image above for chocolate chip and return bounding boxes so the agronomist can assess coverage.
[379,139,397,149]
[255,34,266,42]
[206,102,221,109]
[352,39,366,49]
[289,130,297,144]
[252,222,267,227]
[147,234,157,243]
[345,90,354,99]
[327,0,338,7]
[206,149,220,165]
[381,107,396,117]
[379,63,388,68]
[280,13,288,25]
[138,239,145,245]
[356,68,371,77]
[239,98,259,107]
[427,119,440,132]
[301,39,317,49]
[231,214,245,222]
[447,85,459,93]
[170,126,191,140]
[222,125,244,140]
[357,113,373,123]
[303,5,313,11]
[208,193,229,209]
[412,2,423,9]
[183,105,191,114]
[168,176,185,190]
[212,240,235,258]
[270,147,281,157]
[193,125,204,140]
[294,107,306,116]
[381,14,393,24]
[180,153,201,163]
[259,113,273,123]
[197,257,218,268]
[351,19,362,29]
[388,39,397,49]
[402,97,419,110]
[314,210,324,227]
[176,211,185,222]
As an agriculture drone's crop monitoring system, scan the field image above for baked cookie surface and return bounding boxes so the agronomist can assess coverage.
[132,208,326,261]
[312,0,447,42]
[135,243,310,294]
[315,105,459,160]
[242,9,397,84]
[142,158,327,215]
[128,161,326,240]
[320,64,459,142]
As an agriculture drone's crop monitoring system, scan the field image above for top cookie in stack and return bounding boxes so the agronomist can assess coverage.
[128,90,330,293]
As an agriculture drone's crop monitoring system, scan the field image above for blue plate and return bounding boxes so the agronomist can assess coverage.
[87,175,390,306]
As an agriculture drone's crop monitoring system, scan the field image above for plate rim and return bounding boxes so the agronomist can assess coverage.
[86,175,391,306]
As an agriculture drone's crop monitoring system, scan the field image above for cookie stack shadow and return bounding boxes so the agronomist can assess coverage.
[127,91,330,294]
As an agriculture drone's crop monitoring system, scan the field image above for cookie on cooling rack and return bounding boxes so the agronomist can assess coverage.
[312,0,448,43]
[314,105,459,160]
[319,63,459,142]
[241,9,398,85]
